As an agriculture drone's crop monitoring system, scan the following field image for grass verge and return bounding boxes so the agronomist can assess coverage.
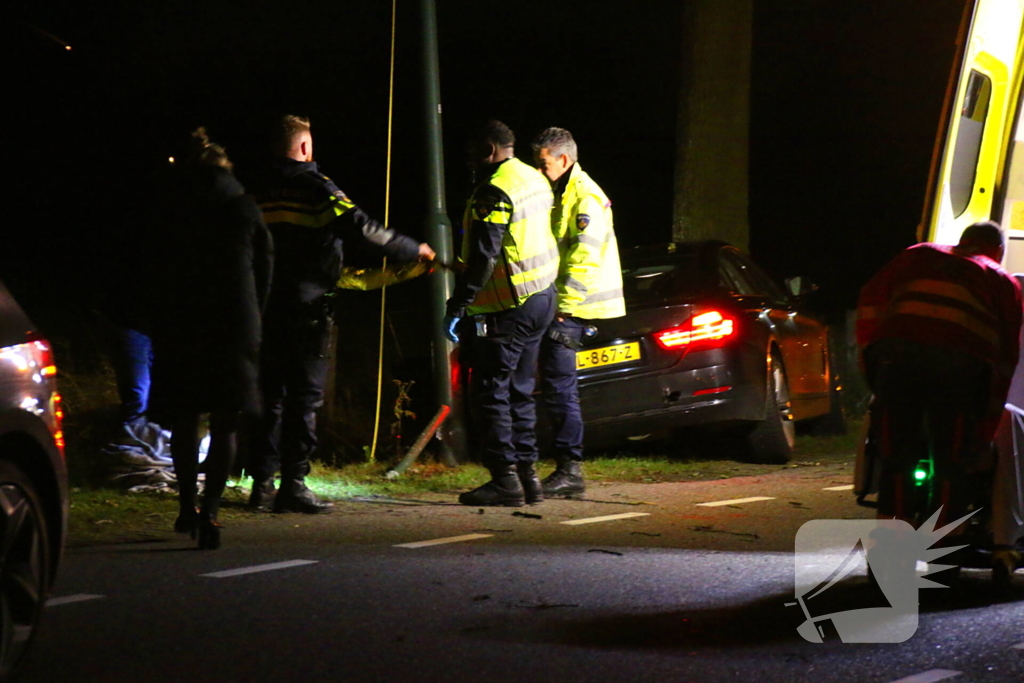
[67,422,861,546]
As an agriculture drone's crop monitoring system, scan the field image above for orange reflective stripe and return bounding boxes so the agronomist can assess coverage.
[891,300,1000,347]
[899,279,989,316]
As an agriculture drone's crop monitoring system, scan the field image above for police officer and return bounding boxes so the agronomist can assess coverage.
[532,127,625,500]
[247,115,435,513]
[444,120,558,507]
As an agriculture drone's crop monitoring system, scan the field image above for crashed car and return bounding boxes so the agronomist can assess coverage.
[574,241,844,462]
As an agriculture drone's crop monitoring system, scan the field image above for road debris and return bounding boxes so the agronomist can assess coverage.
[512,601,580,610]
[588,549,624,556]
[688,525,759,541]
[512,511,543,520]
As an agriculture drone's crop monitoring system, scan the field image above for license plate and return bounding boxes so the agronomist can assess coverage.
[576,342,641,370]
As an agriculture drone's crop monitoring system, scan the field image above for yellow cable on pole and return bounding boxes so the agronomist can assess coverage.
[369,0,398,463]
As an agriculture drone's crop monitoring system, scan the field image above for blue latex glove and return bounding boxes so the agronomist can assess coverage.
[443,314,460,343]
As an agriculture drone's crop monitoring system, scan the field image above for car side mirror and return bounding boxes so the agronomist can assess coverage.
[785,276,819,298]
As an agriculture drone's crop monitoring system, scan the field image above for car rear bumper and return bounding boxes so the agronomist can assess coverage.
[579,360,764,441]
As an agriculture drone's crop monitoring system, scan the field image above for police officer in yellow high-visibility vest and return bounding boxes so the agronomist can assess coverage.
[443,120,558,507]
[532,127,625,499]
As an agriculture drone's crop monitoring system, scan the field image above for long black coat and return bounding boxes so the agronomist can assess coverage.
[149,165,273,416]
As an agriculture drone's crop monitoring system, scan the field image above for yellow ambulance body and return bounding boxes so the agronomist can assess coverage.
[922,0,1024,269]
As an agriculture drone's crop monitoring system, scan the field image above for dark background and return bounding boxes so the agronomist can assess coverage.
[8,0,967,330]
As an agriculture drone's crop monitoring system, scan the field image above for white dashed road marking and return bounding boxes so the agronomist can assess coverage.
[394,534,493,549]
[696,496,775,507]
[47,594,104,607]
[822,484,854,491]
[560,513,650,526]
[1012,643,1024,650]
[887,670,961,683]
[201,560,318,578]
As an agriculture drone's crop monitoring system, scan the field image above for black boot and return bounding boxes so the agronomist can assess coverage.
[458,465,525,507]
[197,511,222,550]
[541,460,585,498]
[517,462,544,504]
[248,478,276,511]
[273,478,334,514]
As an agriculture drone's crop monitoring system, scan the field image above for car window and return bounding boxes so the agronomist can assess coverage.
[725,250,790,306]
[621,252,707,306]
[718,252,760,296]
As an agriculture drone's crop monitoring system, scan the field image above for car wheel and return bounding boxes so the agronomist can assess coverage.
[743,353,795,464]
[0,460,51,681]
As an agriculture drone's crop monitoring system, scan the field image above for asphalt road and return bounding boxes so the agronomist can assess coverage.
[25,462,1024,683]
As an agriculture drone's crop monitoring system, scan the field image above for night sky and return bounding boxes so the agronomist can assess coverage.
[10,0,967,327]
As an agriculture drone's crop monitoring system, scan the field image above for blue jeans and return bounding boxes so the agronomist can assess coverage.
[540,316,585,462]
[109,326,153,425]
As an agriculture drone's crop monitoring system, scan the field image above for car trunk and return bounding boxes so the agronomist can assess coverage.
[578,302,696,380]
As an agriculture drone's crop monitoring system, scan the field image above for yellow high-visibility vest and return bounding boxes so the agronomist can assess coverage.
[553,164,625,319]
[463,158,558,315]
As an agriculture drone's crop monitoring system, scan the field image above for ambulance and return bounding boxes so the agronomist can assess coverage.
[858,0,1024,585]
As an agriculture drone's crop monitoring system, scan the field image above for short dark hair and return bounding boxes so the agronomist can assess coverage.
[532,127,578,163]
[471,119,515,149]
[959,220,1004,251]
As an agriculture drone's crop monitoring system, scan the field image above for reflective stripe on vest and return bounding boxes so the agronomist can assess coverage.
[887,278,1002,350]
[463,158,557,315]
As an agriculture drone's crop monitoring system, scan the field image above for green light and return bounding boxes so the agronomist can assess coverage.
[914,469,928,481]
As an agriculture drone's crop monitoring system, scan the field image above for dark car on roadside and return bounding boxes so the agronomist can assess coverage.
[0,279,68,679]
[574,241,844,463]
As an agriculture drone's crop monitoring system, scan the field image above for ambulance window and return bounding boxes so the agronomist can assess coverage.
[950,70,991,217]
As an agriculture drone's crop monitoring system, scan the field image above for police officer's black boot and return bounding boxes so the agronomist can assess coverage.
[273,476,334,514]
[517,462,544,505]
[458,464,526,507]
[248,478,276,511]
[541,460,585,498]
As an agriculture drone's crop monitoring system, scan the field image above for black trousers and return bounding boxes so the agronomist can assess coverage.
[248,305,331,485]
[869,338,992,527]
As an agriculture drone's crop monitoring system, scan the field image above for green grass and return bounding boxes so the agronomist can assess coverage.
[67,423,862,545]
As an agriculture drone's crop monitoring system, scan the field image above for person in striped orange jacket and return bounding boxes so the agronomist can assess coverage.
[856,221,1022,534]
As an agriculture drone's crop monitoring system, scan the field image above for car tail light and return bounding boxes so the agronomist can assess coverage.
[653,310,736,351]
[25,333,57,378]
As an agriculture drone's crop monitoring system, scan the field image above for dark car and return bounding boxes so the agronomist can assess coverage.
[0,279,68,679]
[575,241,844,462]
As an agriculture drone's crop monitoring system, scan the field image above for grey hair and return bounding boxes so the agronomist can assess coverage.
[532,127,578,163]
[959,220,1004,251]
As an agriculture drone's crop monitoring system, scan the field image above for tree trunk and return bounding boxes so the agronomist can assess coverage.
[674,0,752,251]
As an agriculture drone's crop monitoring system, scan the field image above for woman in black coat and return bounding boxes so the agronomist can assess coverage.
[150,128,273,549]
